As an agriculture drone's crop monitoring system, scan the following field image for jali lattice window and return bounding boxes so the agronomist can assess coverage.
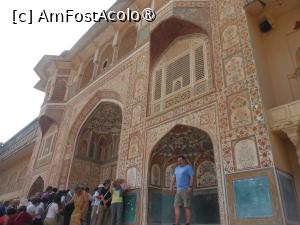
[151,36,212,115]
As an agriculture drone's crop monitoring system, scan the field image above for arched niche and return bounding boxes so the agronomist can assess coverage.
[27,176,44,198]
[98,43,114,74]
[117,26,137,60]
[149,17,212,116]
[148,124,219,225]
[75,102,122,162]
[150,17,206,69]
[69,101,122,189]
[80,59,94,89]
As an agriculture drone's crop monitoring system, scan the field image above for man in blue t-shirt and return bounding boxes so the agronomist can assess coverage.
[170,155,195,225]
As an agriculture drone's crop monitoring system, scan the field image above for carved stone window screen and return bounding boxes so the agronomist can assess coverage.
[172,77,183,92]
[151,37,209,114]
[195,46,205,81]
[166,53,190,95]
[154,69,162,100]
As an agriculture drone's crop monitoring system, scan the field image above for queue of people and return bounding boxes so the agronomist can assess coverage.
[0,178,127,225]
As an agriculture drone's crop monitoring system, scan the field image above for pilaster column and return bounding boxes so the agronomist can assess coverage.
[92,47,100,79]
[74,62,84,90]
[112,30,119,63]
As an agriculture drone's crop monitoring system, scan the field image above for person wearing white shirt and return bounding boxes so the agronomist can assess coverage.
[90,184,103,225]
[60,195,66,205]
[27,198,44,225]
[26,199,37,219]
[44,196,60,225]
[34,200,44,225]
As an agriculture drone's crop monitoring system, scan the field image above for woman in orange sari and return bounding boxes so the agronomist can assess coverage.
[69,186,88,225]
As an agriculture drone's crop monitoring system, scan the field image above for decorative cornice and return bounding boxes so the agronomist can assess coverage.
[268,99,300,131]
[0,119,39,160]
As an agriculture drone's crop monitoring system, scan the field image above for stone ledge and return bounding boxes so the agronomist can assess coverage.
[268,99,300,164]
[0,191,20,202]
[268,99,300,131]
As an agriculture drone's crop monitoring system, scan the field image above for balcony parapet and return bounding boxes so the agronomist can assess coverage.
[268,99,300,164]
[0,119,39,160]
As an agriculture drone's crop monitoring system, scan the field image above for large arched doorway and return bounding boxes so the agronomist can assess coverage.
[28,176,44,198]
[68,101,122,189]
[148,125,220,225]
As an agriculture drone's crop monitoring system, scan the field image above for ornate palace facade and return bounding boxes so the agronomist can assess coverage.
[1,0,300,224]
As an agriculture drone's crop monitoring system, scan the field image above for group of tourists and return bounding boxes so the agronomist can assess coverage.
[1,155,195,225]
[0,178,127,225]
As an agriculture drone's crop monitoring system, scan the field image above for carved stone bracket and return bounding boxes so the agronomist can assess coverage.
[282,125,300,164]
[268,99,300,165]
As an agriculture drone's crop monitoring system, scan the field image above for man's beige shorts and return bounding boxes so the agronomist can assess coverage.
[174,189,192,208]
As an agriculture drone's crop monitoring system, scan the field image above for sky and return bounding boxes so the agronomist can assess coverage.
[0,0,115,143]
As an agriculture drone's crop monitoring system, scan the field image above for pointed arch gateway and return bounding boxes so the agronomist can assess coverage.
[28,176,44,198]
[67,101,122,189]
[148,125,220,225]
[57,91,123,189]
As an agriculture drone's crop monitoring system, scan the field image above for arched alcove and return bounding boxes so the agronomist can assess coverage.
[149,34,211,115]
[117,26,137,60]
[148,124,220,225]
[27,176,44,198]
[98,43,114,74]
[150,17,206,68]
[58,91,123,188]
[79,59,94,89]
[148,17,213,116]
[68,101,122,189]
